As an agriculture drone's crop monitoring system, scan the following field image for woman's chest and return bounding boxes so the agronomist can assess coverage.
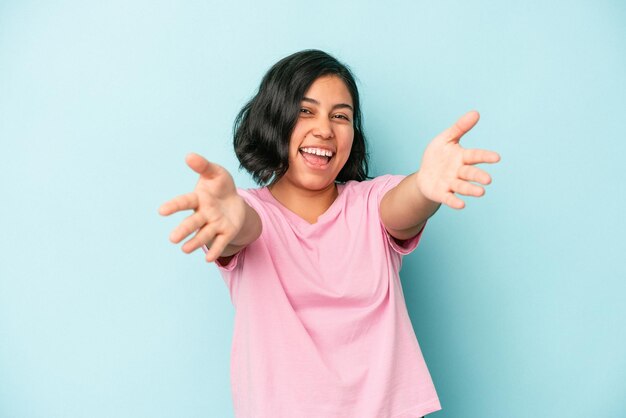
[259,215,396,308]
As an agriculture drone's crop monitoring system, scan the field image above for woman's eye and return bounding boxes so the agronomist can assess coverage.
[334,114,350,121]
[300,108,312,114]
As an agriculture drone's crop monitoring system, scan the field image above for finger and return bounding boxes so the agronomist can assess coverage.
[443,192,465,210]
[205,234,232,263]
[443,110,480,143]
[182,223,218,254]
[169,212,207,244]
[450,179,485,197]
[458,165,492,185]
[158,192,199,216]
[185,153,225,179]
[462,148,501,165]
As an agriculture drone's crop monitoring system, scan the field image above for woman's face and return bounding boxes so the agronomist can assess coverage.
[277,75,355,193]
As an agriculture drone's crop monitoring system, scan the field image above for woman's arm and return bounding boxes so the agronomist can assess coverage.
[380,111,500,241]
[159,152,262,262]
[218,201,262,258]
[380,172,440,241]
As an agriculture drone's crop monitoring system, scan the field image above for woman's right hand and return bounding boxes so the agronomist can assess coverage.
[158,153,248,262]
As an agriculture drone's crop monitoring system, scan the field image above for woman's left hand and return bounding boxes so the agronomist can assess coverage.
[416,110,501,209]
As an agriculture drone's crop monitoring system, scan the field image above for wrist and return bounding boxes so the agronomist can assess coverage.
[411,172,437,207]
[229,201,261,247]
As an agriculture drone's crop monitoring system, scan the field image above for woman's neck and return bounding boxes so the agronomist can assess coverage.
[268,180,338,224]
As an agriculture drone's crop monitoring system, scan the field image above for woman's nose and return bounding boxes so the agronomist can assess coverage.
[312,117,333,139]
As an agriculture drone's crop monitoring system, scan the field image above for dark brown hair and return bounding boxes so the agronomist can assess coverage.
[233,49,369,185]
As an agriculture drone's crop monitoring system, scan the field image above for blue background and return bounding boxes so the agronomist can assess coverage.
[1,1,624,417]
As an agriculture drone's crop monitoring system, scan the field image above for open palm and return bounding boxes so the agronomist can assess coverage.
[158,153,246,261]
[416,111,500,209]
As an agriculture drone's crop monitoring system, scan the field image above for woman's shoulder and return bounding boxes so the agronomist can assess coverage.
[341,174,406,193]
[236,186,266,200]
[234,186,274,214]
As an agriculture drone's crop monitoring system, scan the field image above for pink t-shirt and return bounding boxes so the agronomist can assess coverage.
[212,174,441,418]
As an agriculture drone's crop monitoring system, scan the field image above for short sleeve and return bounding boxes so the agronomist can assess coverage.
[373,174,427,255]
[386,220,426,255]
[212,247,241,271]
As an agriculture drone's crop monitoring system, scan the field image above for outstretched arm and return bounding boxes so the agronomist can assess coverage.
[158,153,262,262]
[380,111,501,241]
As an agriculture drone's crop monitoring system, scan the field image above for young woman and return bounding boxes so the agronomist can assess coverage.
[159,49,500,417]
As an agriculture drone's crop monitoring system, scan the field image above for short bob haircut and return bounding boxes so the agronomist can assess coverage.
[233,49,369,185]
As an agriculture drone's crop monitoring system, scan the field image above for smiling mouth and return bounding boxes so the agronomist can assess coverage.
[299,147,334,166]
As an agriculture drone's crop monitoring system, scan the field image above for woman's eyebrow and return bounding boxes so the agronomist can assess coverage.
[302,97,353,112]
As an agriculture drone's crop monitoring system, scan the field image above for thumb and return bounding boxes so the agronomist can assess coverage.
[441,110,480,144]
[185,152,224,179]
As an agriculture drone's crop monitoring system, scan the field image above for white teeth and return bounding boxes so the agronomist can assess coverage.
[301,147,333,157]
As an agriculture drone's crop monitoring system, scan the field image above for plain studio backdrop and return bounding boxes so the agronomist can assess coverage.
[0,1,624,417]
